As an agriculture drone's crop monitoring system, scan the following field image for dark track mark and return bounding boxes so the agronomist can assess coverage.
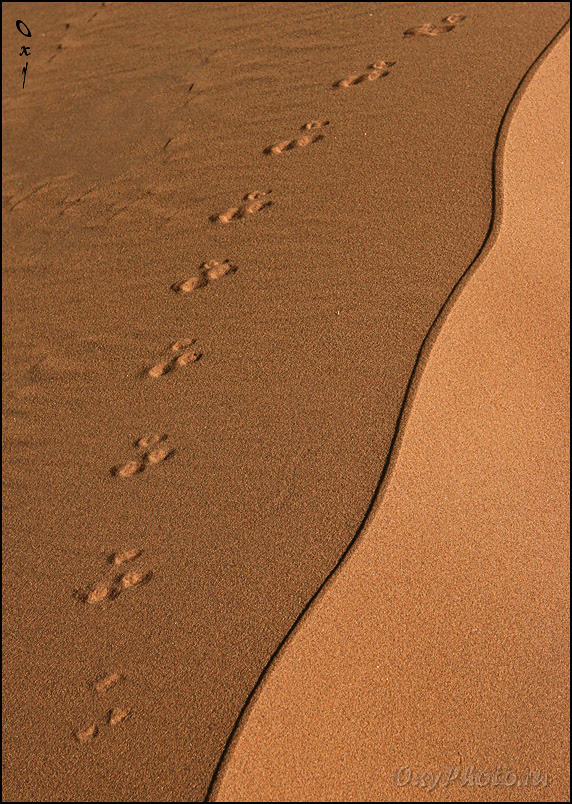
[9,182,50,211]
[59,185,98,216]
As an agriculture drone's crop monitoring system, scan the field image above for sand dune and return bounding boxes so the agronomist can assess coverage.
[210,27,570,803]
[2,3,570,801]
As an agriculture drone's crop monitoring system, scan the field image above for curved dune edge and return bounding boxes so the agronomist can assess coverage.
[210,28,571,804]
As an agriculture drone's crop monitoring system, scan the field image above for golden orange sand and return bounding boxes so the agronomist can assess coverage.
[2,3,570,801]
[211,28,570,804]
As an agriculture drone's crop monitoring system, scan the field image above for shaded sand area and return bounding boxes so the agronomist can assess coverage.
[2,3,570,801]
[211,27,571,804]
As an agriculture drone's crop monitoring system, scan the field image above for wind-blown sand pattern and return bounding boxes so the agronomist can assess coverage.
[2,3,570,801]
[210,29,570,803]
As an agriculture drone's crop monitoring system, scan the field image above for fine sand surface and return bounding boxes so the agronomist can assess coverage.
[211,27,571,803]
[2,3,570,802]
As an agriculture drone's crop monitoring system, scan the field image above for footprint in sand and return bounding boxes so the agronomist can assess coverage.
[145,339,202,379]
[210,191,272,223]
[264,121,330,155]
[75,723,99,744]
[404,14,466,37]
[74,548,153,606]
[75,704,132,745]
[106,549,143,567]
[171,260,237,295]
[94,671,124,694]
[74,569,153,606]
[111,435,175,478]
[106,707,132,727]
[334,60,396,88]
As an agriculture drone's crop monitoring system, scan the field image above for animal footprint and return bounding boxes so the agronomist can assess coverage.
[111,435,174,478]
[265,121,330,155]
[172,260,237,295]
[302,120,329,131]
[74,573,152,606]
[75,723,99,744]
[107,549,143,567]
[95,671,123,694]
[74,550,152,606]
[144,444,172,466]
[334,60,396,88]
[119,570,152,590]
[145,339,202,379]
[75,704,131,745]
[210,191,272,223]
[74,580,119,605]
[134,434,167,450]
[111,459,144,478]
[404,14,466,37]
[107,707,131,727]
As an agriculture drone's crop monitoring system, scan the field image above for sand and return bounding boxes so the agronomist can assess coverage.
[210,27,571,803]
[2,3,570,801]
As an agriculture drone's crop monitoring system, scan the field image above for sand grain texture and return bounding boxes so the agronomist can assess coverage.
[211,28,571,804]
[2,3,570,801]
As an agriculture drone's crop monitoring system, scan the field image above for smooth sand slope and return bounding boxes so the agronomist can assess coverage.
[3,3,570,801]
[211,28,571,803]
